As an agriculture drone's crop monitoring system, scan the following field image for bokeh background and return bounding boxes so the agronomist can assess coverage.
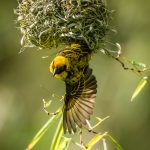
[0,0,150,150]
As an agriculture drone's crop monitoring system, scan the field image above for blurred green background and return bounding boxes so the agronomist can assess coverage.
[0,0,150,150]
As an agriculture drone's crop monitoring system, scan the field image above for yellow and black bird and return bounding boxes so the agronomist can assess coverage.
[50,44,97,134]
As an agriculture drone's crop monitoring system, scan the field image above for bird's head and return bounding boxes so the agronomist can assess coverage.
[49,56,69,80]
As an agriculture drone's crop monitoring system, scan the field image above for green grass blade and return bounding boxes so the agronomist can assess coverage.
[26,108,62,150]
[57,136,71,150]
[85,132,108,150]
[106,134,124,150]
[131,77,148,101]
[50,116,63,150]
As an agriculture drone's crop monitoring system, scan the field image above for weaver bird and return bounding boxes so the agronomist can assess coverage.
[50,44,97,134]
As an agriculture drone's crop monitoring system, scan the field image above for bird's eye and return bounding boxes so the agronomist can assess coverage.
[59,65,66,73]
[61,65,66,71]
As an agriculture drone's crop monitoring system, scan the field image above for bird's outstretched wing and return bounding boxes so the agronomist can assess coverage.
[63,67,97,134]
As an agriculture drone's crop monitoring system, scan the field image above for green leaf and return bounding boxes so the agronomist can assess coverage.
[106,134,124,150]
[85,132,108,150]
[57,136,71,150]
[50,117,63,150]
[131,77,148,101]
[26,108,62,150]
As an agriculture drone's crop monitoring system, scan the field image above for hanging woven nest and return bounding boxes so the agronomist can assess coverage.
[15,0,112,51]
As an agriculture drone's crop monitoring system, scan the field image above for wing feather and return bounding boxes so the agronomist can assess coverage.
[63,67,97,133]
[66,110,73,134]
[75,101,90,119]
[63,110,67,134]
[73,103,87,125]
[68,108,77,133]
[71,107,82,128]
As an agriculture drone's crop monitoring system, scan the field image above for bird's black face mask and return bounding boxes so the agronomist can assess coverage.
[53,65,66,76]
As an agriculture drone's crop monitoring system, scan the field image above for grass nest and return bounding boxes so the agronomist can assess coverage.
[15,0,112,51]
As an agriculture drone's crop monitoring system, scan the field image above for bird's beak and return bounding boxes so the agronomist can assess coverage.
[53,68,58,77]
